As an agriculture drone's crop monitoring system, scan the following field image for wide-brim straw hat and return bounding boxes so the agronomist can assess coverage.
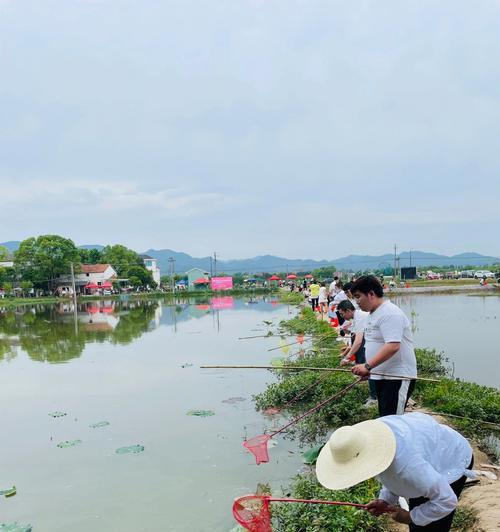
[315,419,396,490]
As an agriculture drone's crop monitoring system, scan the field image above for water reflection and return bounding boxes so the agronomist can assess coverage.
[0,295,281,364]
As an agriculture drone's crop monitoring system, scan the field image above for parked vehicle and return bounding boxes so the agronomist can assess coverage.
[459,270,475,278]
[474,270,495,279]
[426,271,441,280]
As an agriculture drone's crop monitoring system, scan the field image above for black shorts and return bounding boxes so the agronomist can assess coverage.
[374,379,416,416]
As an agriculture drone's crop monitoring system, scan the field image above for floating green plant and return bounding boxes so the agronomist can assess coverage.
[186,410,215,417]
[115,444,144,454]
[89,421,110,429]
[0,523,32,532]
[0,486,16,498]
[48,411,66,418]
[57,439,82,448]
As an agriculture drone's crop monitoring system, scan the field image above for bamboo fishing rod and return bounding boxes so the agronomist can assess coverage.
[267,330,337,352]
[200,365,441,382]
[238,333,314,340]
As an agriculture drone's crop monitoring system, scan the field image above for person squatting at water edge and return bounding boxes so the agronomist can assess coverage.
[349,275,417,416]
[315,413,474,531]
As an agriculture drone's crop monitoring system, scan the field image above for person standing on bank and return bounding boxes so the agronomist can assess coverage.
[349,275,417,416]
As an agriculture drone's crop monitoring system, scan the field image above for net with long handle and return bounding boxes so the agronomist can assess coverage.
[263,372,331,416]
[244,378,362,464]
[232,494,381,531]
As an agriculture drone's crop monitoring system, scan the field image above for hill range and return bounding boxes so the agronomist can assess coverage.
[2,241,498,274]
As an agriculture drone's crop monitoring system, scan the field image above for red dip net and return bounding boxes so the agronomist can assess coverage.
[243,434,271,464]
[233,495,272,532]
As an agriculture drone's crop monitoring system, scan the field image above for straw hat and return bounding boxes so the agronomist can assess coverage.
[315,420,396,490]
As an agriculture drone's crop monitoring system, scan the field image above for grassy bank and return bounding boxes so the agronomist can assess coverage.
[252,307,499,531]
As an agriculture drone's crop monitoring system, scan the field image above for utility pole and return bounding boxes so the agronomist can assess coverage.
[70,262,78,335]
[209,256,213,277]
[393,244,397,279]
[168,257,176,293]
[213,252,217,277]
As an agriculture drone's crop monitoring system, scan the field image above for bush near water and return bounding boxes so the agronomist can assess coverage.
[253,307,499,531]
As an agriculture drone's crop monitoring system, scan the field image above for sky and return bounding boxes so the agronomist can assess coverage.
[0,0,499,260]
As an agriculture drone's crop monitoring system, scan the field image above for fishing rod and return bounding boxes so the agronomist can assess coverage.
[200,364,441,382]
[267,330,337,352]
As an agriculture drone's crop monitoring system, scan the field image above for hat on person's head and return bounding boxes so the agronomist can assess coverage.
[315,419,396,490]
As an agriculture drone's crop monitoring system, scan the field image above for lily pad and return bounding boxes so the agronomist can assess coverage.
[187,409,215,417]
[0,486,16,498]
[222,397,246,404]
[303,444,324,465]
[181,363,194,368]
[89,421,110,429]
[48,411,66,418]
[115,444,144,454]
[0,524,32,532]
[57,439,82,448]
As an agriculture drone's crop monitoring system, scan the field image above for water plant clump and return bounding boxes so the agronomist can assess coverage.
[115,444,145,454]
[270,474,387,532]
[89,421,110,429]
[57,439,82,448]
[0,524,32,532]
[186,409,215,417]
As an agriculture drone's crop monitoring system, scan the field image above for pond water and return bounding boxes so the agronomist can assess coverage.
[0,293,498,531]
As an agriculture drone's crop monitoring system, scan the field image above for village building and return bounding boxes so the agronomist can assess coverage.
[56,264,118,295]
[186,267,210,288]
[139,254,161,285]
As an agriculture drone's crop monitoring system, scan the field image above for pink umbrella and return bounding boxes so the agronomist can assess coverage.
[304,274,313,279]
[286,274,297,279]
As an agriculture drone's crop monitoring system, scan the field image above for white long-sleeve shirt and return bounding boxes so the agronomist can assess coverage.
[377,413,473,527]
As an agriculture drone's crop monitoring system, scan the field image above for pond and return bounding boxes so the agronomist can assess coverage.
[0,293,498,531]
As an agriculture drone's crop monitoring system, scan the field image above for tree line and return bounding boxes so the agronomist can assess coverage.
[0,235,155,294]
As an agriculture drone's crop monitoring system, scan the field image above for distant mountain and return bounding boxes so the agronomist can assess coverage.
[144,249,500,274]
[2,241,498,273]
[0,241,21,253]
[78,244,105,251]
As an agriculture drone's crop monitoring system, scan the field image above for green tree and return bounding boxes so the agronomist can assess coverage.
[20,280,34,297]
[3,282,13,295]
[101,244,142,275]
[14,235,80,286]
[126,266,154,287]
[0,245,9,261]
[311,265,337,279]
[78,248,103,264]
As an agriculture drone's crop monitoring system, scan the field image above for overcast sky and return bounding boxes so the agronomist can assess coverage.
[1,0,499,260]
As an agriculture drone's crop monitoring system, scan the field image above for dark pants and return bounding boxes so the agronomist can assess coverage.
[375,379,416,416]
[310,298,319,310]
[408,458,474,531]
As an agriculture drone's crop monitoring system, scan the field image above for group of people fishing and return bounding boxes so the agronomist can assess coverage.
[304,275,473,531]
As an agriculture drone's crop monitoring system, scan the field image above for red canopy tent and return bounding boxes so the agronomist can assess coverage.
[101,281,113,289]
[268,275,281,281]
[193,278,210,285]
[286,274,298,279]
[85,282,100,290]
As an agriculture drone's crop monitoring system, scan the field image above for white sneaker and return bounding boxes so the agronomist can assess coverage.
[363,398,377,408]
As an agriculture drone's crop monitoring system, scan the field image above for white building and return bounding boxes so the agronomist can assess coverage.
[139,254,161,285]
[56,264,118,294]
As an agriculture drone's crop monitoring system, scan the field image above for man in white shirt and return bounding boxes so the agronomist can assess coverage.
[349,275,417,416]
[328,275,339,302]
[315,413,474,531]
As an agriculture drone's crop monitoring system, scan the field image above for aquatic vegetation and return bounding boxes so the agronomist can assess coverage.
[0,486,16,497]
[270,474,387,532]
[222,397,246,404]
[186,410,215,417]
[278,292,305,305]
[48,411,67,418]
[89,421,110,429]
[115,444,144,454]
[57,439,82,448]
[0,524,32,532]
